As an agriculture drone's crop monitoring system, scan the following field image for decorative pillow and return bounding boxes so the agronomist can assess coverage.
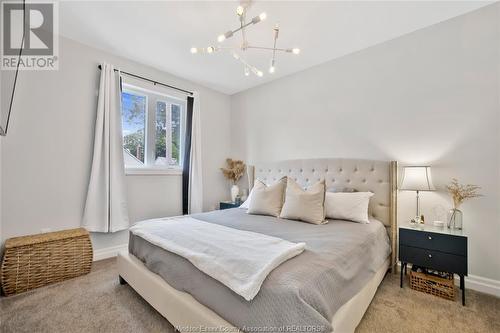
[280,178,326,224]
[239,189,252,209]
[247,177,287,217]
[324,192,374,223]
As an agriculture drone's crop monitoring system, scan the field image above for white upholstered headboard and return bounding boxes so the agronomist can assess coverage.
[247,158,398,271]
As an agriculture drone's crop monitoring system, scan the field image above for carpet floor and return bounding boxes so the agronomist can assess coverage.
[1,258,499,333]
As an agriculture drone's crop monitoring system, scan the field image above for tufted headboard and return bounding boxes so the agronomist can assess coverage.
[247,158,398,271]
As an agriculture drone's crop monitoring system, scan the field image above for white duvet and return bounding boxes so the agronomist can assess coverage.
[130,216,305,301]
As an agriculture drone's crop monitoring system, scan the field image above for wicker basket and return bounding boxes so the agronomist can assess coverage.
[410,270,455,301]
[1,228,93,296]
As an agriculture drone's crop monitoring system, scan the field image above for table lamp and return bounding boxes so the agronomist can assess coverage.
[400,166,435,221]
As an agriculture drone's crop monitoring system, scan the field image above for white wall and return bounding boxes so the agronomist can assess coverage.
[231,4,500,282]
[0,36,231,250]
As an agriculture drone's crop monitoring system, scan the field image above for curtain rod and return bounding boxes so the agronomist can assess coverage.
[97,65,194,96]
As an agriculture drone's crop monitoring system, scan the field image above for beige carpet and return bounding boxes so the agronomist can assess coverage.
[1,258,499,333]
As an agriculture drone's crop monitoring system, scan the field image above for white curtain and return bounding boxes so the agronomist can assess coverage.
[82,63,129,232]
[188,92,203,214]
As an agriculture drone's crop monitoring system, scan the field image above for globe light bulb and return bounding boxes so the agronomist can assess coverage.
[257,70,263,77]
[207,46,215,54]
[236,6,244,16]
[269,66,275,74]
[217,34,226,43]
[292,48,301,55]
[252,12,267,24]
[190,47,198,54]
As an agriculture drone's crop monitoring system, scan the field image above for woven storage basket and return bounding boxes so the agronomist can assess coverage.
[410,270,455,301]
[1,228,93,296]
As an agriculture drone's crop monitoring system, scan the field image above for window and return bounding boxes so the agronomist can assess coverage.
[122,91,146,165]
[121,84,186,171]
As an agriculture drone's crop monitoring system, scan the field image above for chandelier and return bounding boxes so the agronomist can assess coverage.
[190,3,300,77]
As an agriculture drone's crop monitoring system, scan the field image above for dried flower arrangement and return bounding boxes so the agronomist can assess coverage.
[446,178,482,209]
[220,158,246,184]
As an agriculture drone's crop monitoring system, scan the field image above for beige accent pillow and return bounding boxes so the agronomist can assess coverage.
[280,178,326,224]
[324,192,374,223]
[247,177,287,217]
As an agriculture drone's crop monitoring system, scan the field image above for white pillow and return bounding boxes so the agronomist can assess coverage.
[280,178,326,225]
[247,177,287,217]
[325,192,374,223]
[239,188,253,209]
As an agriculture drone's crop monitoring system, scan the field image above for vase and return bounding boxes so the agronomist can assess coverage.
[447,208,463,230]
[230,184,239,202]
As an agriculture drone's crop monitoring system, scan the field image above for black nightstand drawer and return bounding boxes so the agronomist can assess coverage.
[400,228,467,256]
[399,245,467,275]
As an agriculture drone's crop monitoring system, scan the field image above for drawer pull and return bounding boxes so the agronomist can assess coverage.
[428,254,432,258]
[428,236,432,240]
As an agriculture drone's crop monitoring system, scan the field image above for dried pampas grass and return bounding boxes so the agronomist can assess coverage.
[446,178,482,208]
[221,158,246,184]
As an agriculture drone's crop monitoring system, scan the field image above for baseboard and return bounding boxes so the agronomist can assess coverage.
[457,275,500,298]
[397,262,500,297]
[93,244,128,261]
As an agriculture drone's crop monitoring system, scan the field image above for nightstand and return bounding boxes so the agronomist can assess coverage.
[219,201,240,210]
[399,224,468,305]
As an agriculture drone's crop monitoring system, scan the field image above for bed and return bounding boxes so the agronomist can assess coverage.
[118,158,398,333]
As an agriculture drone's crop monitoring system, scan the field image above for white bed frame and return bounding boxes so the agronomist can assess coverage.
[118,159,398,333]
[118,252,389,333]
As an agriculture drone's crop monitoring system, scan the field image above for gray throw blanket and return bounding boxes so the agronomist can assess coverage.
[129,208,390,333]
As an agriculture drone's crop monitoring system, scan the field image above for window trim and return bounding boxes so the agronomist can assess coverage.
[167,101,185,169]
[121,83,186,174]
[125,167,182,176]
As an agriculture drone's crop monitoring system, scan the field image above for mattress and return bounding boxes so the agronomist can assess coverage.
[129,208,391,333]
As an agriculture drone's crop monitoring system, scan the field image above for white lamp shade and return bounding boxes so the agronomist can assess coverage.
[400,166,435,191]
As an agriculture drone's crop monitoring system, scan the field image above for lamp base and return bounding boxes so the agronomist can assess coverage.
[410,215,425,225]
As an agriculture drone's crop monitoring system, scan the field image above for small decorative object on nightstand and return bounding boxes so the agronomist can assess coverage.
[219,201,240,210]
[399,224,468,305]
[446,178,482,230]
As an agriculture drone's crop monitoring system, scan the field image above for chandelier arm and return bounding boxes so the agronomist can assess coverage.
[232,52,263,77]
[240,15,248,48]
[247,46,291,52]
[217,46,238,50]
[271,30,278,65]
[229,21,253,37]
[219,13,265,42]
[235,56,254,69]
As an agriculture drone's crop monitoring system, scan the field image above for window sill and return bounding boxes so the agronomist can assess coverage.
[125,168,182,176]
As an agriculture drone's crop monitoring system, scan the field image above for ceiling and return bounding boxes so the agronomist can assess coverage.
[58,1,493,95]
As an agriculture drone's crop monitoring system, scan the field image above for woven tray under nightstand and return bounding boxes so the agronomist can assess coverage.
[1,228,93,296]
[410,270,456,301]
